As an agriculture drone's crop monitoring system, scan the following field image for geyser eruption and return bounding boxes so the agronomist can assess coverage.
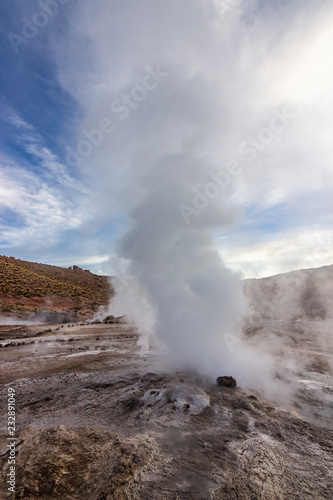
[105,150,265,385]
[71,0,296,390]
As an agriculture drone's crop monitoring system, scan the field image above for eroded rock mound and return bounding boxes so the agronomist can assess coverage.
[217,376,237,388]
[1,426,158,500]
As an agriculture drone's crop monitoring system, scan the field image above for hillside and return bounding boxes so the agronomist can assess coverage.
[244,264,333,322]
[0,255,112,320]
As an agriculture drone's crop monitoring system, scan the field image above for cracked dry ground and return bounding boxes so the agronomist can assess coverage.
[0,323,332,499]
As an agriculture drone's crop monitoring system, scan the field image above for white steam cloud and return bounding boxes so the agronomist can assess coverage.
[100,150,276,388]
[117,158,247,375]
[55,0,333,393]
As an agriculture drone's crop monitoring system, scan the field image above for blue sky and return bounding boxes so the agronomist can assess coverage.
[0,0,117,269]
[1,0,333,278]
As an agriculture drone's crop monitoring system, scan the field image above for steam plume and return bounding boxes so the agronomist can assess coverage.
[58,0,333,393]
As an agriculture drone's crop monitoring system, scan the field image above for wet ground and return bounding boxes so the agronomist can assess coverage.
[0,322,332,499]
[244,317,333,429]
[0,323,143,385]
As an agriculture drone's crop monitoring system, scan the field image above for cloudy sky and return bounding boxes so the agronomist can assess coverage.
[1,0,333,278]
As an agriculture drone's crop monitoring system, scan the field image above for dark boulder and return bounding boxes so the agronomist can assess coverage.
[216,376,237,388]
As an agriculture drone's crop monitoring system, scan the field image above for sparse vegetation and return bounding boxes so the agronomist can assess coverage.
[0,255,112,313]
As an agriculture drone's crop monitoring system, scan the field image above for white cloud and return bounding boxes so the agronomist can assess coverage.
[24,142,89,192]
[50,254,110,268]
[5,110,89,193]
[0,155,87,249]
[219,227,333,278]
[5,110,34,130]
[0,108,96,251]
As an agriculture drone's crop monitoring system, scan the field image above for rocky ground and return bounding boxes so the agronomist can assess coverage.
[243,316,333,430]
[1,321,332,499]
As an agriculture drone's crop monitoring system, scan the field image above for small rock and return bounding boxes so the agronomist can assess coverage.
[216,376,237,388]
